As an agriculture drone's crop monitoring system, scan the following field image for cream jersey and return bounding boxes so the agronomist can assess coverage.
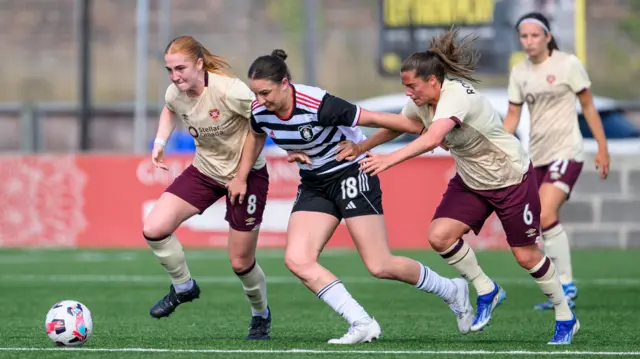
[402,78,530,190]
[508,50,591,166]
[165,72,266,185]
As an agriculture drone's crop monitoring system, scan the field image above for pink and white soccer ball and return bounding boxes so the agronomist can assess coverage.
[45,300,93,346]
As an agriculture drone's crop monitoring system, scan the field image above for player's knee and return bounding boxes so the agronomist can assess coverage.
[284,252,315,279]
[361,253,397,279]
[142,219,172,241]
[428,225,456,252]
[513,245,544,270]
[229,255,255,274]
[540,209,558,230]
[366,261,395,280]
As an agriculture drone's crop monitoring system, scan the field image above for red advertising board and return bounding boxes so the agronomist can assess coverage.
[0,154,507,249]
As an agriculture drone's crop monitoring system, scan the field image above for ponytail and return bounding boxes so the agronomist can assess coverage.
[547,36,559,52]
[200,47,231,76]
[165,35,231,76]
[401,27,480,84]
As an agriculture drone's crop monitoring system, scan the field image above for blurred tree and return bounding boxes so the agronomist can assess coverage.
[602,0,640,99]
[618,1,640,44]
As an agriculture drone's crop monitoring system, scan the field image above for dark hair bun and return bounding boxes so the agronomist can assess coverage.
[271,49,288,61]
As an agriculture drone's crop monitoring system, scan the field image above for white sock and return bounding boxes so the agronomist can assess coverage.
[543,223,574,284]
[415,263,457,303]
[146,234,192,290]
[316,280,371,325]
[253,307,270,319]
[174,279,194,293]
[235,261,268,317]
[439,239,495,295]
[529,256,573,321]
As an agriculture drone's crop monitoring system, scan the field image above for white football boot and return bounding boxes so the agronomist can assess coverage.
[328,317,381,344]
[448,278,475,334]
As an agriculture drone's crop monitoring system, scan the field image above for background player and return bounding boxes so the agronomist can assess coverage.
[246,49,475,344]
[352,28,579,344]
[142,36,271,340]
[503,12,610,310]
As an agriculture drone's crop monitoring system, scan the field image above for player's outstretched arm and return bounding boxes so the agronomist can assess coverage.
[360,128,403,151]
[389,118,455,162]
[358,109,425,134]
[359,118,456,176]
[336,128,402,161]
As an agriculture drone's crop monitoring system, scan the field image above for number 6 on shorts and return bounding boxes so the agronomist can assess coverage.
[523,203,533,225]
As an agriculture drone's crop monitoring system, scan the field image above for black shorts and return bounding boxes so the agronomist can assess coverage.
[292,164,383,220]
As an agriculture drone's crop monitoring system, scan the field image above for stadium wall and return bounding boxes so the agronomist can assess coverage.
[1,153,638,250]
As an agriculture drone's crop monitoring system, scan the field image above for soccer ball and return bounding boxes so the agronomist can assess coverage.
[45,300,93,346]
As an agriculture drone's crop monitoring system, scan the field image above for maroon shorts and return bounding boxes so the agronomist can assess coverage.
[433,164,541,247]
[165,165,269,232]
[534,159,583,196]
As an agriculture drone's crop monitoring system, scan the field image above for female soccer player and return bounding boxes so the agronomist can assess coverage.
[354,28,579,344]
[503,12,610,311]
[142,36,271,340]
[246,49,475,344]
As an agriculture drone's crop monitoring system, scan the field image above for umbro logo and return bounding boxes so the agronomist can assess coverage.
[345,201,356,210]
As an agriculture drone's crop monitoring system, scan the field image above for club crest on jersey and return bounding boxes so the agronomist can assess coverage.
[525,93,536,105]
[546,74,556,85]
[208,109,220,120]
[298,125,314,142]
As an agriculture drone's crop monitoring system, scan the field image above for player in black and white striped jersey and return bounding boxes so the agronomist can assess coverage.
[246,49,475,344]
[250,81,366,178]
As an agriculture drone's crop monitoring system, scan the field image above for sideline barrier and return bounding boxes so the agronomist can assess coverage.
[0,154,507,249]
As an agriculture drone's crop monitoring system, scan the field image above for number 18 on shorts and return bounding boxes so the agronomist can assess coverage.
[292,165,384,220]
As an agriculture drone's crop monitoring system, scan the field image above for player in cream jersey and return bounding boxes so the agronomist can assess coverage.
[508,50,587,166]
[355,28,578,344]
[401,77,529,191]
[165,72,266,183]
[504,12,610,312]
[143,36,272,340]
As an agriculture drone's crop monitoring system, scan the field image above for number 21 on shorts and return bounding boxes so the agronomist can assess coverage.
[549,159,569,174]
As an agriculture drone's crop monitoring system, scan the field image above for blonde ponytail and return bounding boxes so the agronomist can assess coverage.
[201,47,231,76]
[165,35,231,76]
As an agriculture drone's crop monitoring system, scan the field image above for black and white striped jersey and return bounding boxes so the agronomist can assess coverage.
[250,83,366,180]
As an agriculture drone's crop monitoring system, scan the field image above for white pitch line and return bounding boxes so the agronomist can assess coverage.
[2,274,640,286]
[0,250,352,264]
[0,348,639,356]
